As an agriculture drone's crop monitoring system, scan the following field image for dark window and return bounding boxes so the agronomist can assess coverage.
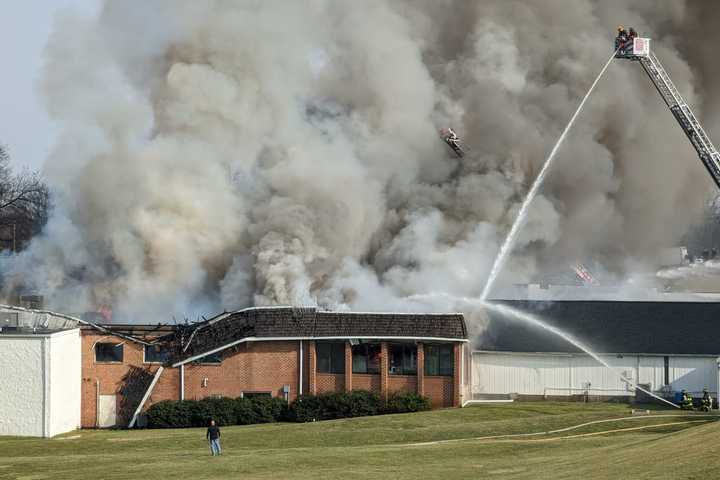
[243,392,272,399]
[317,342,345,374]
[198,352,222,364]
[95,343,123,363]
[389,344,417,375]
[424,344,454,376]
[664,356,669,385]
[352,344,380,374]
[144,345,170,364]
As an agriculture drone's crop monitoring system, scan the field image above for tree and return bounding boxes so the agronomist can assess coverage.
[0,145,50,252]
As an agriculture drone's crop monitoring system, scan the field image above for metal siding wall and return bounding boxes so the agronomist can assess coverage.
[637,356,665,390]
[569,356,636,396]
[49,330,81,436]
[473,353,719,397]
[669,357,717,394]
[473,353,570,395]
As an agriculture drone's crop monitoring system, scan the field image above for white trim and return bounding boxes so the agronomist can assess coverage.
[179,364,185,401]
[299,340,303,396]
[212,305,464,316]
[41,336,49,437]
[172,336,468,367]
[128,367,164,428]
[462,399,514,406]
[0,328,79,339]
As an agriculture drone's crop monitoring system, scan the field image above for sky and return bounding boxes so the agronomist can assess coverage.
[0,0,99,171]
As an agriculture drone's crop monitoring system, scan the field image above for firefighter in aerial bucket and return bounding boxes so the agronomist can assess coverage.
[680,389,694,410]
[701,388,713,412]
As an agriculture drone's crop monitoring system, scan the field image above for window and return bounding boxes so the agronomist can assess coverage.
[95,343,123,363]
[198,352,222,364]
[352,343,380,374]
[424,344,454,376]
[317,342,345,374]
[389,344,417,375]
[242,392,272,399]
[144,344,170,364]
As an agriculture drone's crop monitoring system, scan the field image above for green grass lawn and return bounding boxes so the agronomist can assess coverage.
[1,402,718,480]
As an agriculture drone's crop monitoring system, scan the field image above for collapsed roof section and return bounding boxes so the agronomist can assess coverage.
[0,303,153,345]
[169,307,468,366]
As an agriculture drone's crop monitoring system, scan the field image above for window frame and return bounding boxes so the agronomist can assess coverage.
[242,391,272,399]
[196,351,223,365]
[94,342,124,363]
[388,343,417,376]
[351,343,381,374]
[143,344,170,364]
[424,343,455,377]
[316,341,346,374]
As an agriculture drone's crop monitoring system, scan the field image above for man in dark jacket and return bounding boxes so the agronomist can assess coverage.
[207,419,222,456]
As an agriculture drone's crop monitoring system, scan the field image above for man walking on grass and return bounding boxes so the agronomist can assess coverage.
[207,419,222,456]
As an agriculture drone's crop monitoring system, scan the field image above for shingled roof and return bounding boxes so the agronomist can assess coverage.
[174,307,467,365]
[479,300,720,355]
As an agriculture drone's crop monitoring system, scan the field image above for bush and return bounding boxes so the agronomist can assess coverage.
[193,397,236,427]
[346,390,380,417]
[147,399,195,428]
[288,390,381,422]
[382,392,432,414]
[251,396,289,423]
[146,389,431,429]
[234,397,259,425]
[288,394,322,422]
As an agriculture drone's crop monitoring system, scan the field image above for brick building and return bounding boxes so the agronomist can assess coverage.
[81,307,468,428]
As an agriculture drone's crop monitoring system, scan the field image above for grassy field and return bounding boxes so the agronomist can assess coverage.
[1,402,719,479]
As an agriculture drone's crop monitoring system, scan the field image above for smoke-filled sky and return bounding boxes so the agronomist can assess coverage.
[6,0,720,323]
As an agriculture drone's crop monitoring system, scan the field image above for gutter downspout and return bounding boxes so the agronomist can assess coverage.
[95,379,100,428]
[299,340,303,396]
[180,364,185,401]
[716,357,720,410]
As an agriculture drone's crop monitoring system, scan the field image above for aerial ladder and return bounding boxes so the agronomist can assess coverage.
[615,28,720,190]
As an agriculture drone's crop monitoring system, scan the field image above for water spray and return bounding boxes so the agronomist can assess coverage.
[407,292,680,409]
[481,302,680,409]
[479,49,619,302]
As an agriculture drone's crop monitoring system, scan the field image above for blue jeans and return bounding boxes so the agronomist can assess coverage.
[209,438,221,456]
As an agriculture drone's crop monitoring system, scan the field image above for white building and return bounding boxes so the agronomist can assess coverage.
[0,312,81,437]
[473,300,720,403]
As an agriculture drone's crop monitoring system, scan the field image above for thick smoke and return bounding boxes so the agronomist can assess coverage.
[7,0,720,322]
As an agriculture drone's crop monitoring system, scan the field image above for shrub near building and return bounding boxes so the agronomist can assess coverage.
[146,390,431,428]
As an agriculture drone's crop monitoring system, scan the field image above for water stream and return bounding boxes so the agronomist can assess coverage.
[408,50,680,408]
[407,292,679,408]
[479,50,619,302]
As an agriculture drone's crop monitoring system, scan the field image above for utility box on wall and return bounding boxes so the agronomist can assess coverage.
[0,328,81,437]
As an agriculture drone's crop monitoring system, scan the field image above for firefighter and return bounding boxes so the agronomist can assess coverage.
[628,27,638,40]
[701,388,713,412]
[616,26,629,55]
[681,389,694,410]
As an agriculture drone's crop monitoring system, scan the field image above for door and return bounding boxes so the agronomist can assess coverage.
[98,395,117,428]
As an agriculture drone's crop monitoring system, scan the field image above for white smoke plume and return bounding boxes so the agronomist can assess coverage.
[6,0,720,322]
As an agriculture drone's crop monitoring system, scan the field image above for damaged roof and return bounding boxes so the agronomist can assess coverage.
[174,307,467,365]
[479,300,720,355]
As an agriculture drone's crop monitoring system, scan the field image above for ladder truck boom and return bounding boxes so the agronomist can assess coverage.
[615,28,720,190]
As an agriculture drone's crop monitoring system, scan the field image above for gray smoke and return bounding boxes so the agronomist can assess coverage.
[7,0,720,322]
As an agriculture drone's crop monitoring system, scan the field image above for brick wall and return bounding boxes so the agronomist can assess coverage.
[184,341,300,401]
[81,331,464,429]
[316,373,344,393]
[425,377,454,408]
[352,374,380,393]
[81,331,178,428]
[388,375,418,394]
